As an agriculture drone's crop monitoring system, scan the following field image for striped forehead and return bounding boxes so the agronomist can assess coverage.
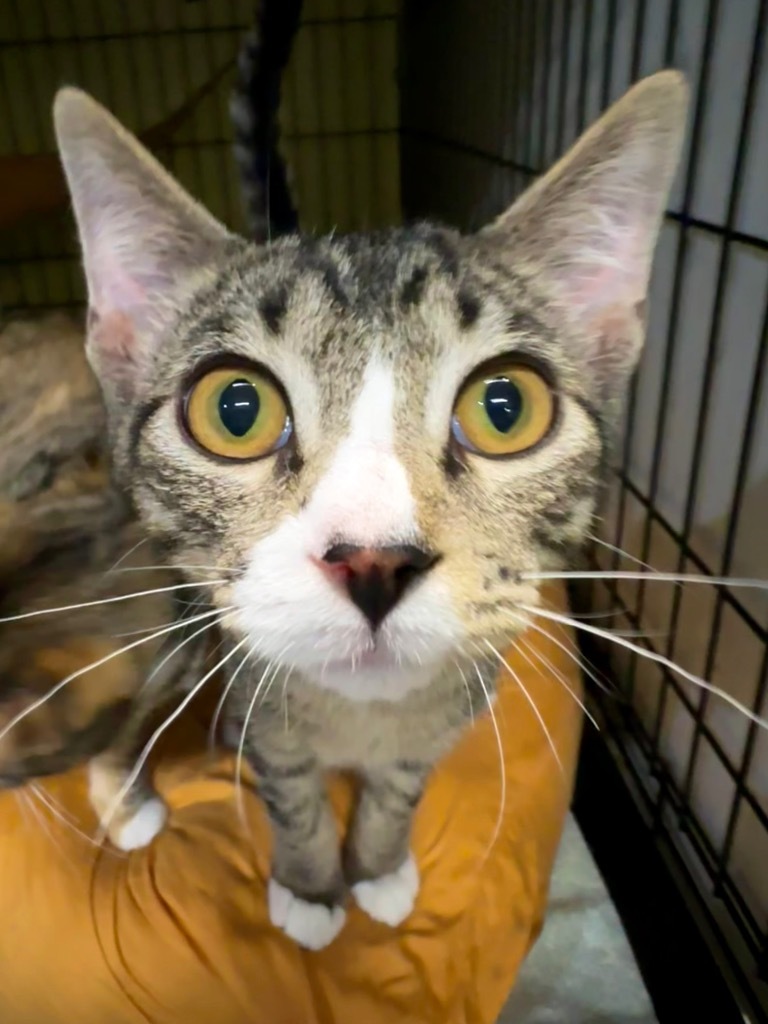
[300,356,418,549]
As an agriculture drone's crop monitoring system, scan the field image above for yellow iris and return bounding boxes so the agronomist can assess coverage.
[453,364,554,457]
[184,366,290,460]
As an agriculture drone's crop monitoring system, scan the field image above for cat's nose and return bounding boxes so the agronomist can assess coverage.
[320,543,440,630]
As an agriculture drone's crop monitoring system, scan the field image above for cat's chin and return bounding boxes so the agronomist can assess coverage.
[300,654,441,703]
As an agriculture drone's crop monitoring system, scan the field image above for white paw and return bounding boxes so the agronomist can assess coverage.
[111,797,167,851]
[268,879,346,950]
[352,854,419,927]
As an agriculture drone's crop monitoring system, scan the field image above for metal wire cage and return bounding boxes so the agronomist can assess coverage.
[400,1,768,1020]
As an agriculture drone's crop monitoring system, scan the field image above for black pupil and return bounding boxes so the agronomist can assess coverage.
[484,377,523,434]
[218,379,260,437]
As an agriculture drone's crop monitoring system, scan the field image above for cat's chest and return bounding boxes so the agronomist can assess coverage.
[284,681,466,769]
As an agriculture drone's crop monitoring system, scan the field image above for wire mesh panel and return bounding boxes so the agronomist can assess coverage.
[0,0,400,314]
[400,1,768,1019]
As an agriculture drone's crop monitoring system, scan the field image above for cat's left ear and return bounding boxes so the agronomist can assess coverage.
[477,71,688,396]
[54,87,231,405]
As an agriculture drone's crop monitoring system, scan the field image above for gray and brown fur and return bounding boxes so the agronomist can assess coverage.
[53,73,688,945]
[0,314,207,843]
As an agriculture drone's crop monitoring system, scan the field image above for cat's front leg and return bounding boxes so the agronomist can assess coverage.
[245,740,346,950]
[345,761,430,928]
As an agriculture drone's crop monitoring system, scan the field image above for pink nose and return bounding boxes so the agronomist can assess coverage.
[318,543,439,630]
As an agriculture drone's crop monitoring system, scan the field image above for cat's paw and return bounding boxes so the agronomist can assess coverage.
[88,761,168,851]
[109,797,167,851]
[268,879,346,950]
[352,854,419,927]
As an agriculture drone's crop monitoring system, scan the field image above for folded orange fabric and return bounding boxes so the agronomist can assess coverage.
[0,583,582,1024]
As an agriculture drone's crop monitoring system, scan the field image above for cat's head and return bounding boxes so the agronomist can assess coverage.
[54,74,687,701]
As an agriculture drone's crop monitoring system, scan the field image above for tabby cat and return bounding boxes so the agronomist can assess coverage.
[47,68,689,949]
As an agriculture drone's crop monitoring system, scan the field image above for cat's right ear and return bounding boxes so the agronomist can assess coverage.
[54,88,231,405]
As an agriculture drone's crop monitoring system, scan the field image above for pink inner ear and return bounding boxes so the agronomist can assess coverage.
[90,245,152,322]
[89,308,140,375]
[584,301,645,381]
[564,219,647,318]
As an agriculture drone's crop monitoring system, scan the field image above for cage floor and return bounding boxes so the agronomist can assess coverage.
[501,815,656,1024]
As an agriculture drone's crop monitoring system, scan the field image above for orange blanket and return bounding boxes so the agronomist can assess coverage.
[0,584,582,1024]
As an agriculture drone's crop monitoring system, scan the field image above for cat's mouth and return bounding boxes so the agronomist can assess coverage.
[320,644,398,675]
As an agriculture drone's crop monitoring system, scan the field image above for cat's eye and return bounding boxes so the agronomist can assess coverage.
[451,363,554,457]
[183,365,291,461]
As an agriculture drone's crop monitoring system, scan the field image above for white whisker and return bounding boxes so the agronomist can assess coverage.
[114,592,211,638]
[234,654,288,827]
[208,642,257,749]
[111,564,228,576]
[515,636,598,731]
[31,782,77,825]
[522,569,768,590]
[14,791,32,831]
[484,639,564,776]
[0,606,225,745]
[586,533,660,573]
[25,786,75,869]
[113,619,186,639]
[106,536,149,573]
[0,580,226,626]
[142,607,235,691]
[521,603,768,733]
[31,783,105,851]
[568,608,631,620]
[97,638,250,843]
[471,659,507,863]
[453,660,475,724]
[514,613,616,696]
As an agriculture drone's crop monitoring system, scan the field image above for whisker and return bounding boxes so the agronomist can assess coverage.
[483,639,564,776]
[25,786,76,869]
[31,783,105,851]
[15,790,33,831]
[521,603,768,733]
[567,608,632,620]
[113,620,186,639]
[208,642,257,750]
[110,565,229,576]
[522,570,768,590]
[586,533,660,573]
[235,655,286,827]
[532,614,618,696]
[141,607,235,691]
[453,660,475,724]
[31,781,78,825]
[0,580,226,626]
[106,536,149,573]
[471,659,507,863]
[113,594,208,639]
[516,613,625,696]
[114,592,214,638]
[97,638,250,844]
[514,635,598,731]
[0,606,225,745]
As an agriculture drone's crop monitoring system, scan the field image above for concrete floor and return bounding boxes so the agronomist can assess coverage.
[500,815,657,1023]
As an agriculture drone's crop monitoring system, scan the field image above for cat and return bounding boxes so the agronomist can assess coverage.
[51,70,688,949]
[0,312,209,847]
